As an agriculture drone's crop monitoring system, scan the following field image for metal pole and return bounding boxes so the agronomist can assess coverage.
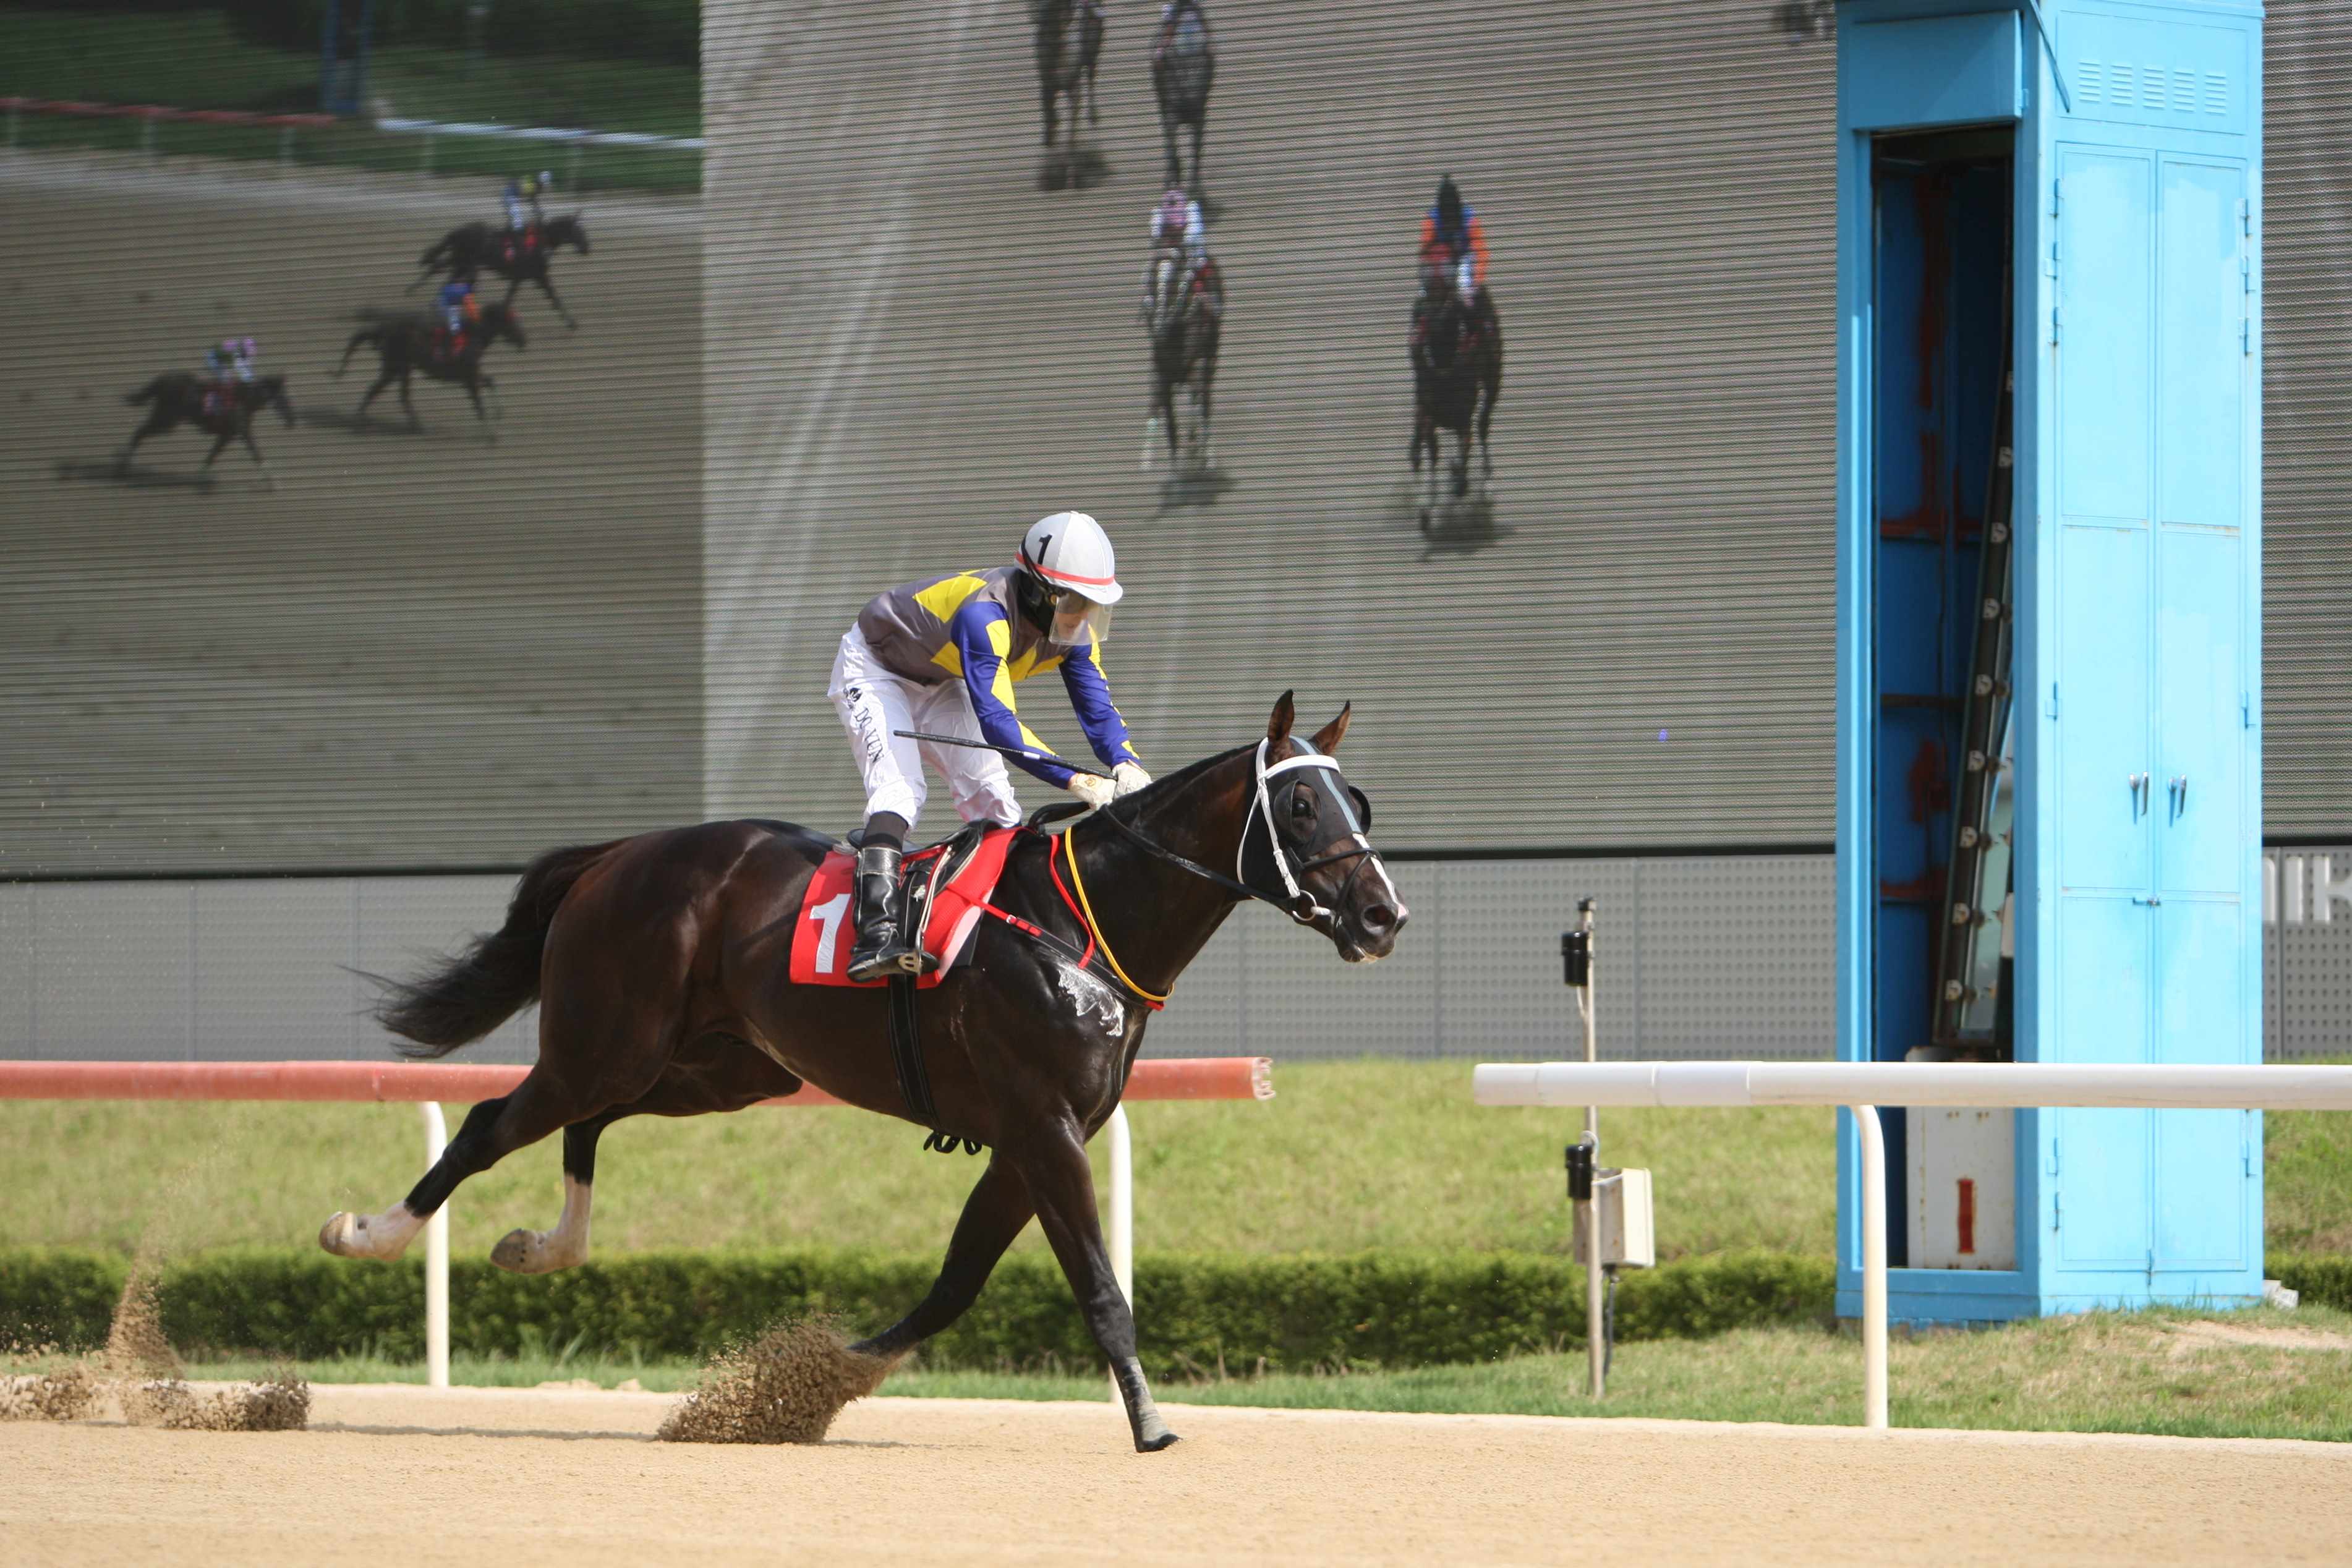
[1105,1104,1133,1405]
[1853,1102,1887,1430]
[419,1101,450,1390]
[1579,902,1603,1399]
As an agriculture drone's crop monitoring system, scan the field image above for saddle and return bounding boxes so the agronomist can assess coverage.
[792,822,1017,1154]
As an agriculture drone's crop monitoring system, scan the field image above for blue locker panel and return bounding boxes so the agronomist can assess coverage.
[2056,151,2154,525]
[2157,528,2243,897]
[2157,161,2246,530]
[2055,524,2150,892]
[2054,897,2150,1269]
[2153,898,2251,1271]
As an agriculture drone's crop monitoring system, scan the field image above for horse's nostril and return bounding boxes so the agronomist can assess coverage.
[1363,904,1395,933]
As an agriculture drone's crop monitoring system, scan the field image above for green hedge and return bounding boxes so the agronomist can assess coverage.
[0,1,699,69]
[2274,1253,2352,1314]
[0,1248,1833,1375]
[222,0,699,67]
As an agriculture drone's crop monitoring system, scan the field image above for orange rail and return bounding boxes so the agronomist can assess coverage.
[0,1056,1274,1106]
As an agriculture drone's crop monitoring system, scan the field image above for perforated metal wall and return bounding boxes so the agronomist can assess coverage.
[4,856,2344,1065]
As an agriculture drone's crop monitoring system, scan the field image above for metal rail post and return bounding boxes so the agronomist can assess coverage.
[1852,1103,1886,1430]
[419,1101,450,1390]
[1105,1104,1134,1405]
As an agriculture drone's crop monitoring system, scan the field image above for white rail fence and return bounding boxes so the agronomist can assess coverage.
[1473,1061,2352,1430]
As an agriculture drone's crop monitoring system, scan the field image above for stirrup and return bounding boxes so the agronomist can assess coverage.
[848,944,922,983]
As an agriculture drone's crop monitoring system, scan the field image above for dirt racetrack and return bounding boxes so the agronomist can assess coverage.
[5,1384,2347,1565]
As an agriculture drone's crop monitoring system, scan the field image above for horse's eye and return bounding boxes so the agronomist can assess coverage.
[1292,791,1313,819]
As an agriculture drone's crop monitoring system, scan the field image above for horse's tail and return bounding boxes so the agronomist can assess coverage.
[368,838,626,1056]
[125,377,165,406]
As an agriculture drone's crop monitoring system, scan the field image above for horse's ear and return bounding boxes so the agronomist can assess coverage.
[1311,702,1352,754]
[1266,691,1296,747]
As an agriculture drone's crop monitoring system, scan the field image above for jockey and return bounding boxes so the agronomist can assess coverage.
[501,170,552,236]
[436,278,479,347]
[1140,185,1208,320]
[829,511,1150,981]
[1419,174,1490,305]
[204,336,257,386]
[1154,0,1210,61]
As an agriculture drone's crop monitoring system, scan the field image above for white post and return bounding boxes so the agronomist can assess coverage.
[1105,1104,1134,1406]
[1852,1102,1887,1430]
[419,1101,450,1390]
[1106,1104,1134,1306]
[1582,909,1603,1400]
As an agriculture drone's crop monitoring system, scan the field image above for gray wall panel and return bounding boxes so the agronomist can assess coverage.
[31,884,194,1060]
[193,880,360,1060]
[1634,857,1835,1060]
[1437,860,1640,1061]
[0,884,30,1056]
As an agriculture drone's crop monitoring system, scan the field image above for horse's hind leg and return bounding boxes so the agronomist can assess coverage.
[848,1156,1036,1359]
[490,1112,616,1274]
[357,366,395,417]
[320,1076,579,1259]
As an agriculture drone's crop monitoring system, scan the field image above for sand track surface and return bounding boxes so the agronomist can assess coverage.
[3,1384,2346,1566]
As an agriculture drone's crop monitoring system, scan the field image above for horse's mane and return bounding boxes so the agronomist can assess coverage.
[1101,741,1255,826]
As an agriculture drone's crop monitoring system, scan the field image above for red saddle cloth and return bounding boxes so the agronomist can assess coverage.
[788,827,1020,989]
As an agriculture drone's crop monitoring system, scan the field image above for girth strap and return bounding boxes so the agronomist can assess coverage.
[887,978,981,1156]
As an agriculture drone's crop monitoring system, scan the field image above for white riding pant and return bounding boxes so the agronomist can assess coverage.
[829,624,1022,833]
[1456,256,1477,300]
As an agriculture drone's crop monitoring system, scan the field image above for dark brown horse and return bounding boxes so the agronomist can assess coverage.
[117,372,294,487]
[334,301,527,440]
[1145,247,1221,469]
[325,694,1404,1452]
[1151,0,1214,191]
[1035,0,1104,163]
[411,215,590,328]
[1409,265,1502,534]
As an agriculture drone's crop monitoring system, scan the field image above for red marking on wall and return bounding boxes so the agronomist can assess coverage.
[1956,1177,1977,1255]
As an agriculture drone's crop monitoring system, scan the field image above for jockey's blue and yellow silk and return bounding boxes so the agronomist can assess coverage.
[854,565,1139,788]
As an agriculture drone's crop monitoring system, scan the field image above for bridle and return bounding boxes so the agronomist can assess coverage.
[1086,737,1380,926]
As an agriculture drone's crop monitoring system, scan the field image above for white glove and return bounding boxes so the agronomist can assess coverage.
[1113,761,1152,798]
[1067,773,1116,810]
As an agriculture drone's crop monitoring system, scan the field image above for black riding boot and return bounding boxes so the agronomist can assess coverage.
[846,843,918,983]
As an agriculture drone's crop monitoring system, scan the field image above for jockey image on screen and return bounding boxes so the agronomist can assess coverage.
[436,277,478,346]
[829,511,1151,981]
[502,170,551,235]
[1141,185,1208,320]
[1420,173,1490,304]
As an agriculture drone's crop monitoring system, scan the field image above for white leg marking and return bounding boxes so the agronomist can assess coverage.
[318,1202,427,1261]
[491,1174,594,1274]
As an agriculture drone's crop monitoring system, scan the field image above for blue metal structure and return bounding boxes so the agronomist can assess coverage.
[1833,0,2264,1323]
[319,0,376,119]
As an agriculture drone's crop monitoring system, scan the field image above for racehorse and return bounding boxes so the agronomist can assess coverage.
[323,694,1404,1454]
[1145,247,1221,469]
[1034,0,1104,168]
[1409,267,1502,534]
[410,214,590,329]
[1151,2,1214,190]
[334,301,527,440]
[117,372,295,487]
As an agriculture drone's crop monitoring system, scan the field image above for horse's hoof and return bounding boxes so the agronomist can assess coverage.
[491,1227,579,1274]
[1134,1425,1180,1453]
[319,1212,372,1258]
[1418,508,1433,535]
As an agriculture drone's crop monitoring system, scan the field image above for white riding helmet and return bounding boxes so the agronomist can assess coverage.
[1020,510,1122,645]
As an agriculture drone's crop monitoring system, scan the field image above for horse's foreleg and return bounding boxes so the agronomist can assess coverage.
[466,375,498,443]
[356,365,396,417]
[322,1080,577,1261]
[491,1114,617,1274]
[201,432,232,470]
[538,273,577,330]
[1007,1118,1177,1452]
[849,1156,1036,1360]
[1040,81,1059,147]
[1160,108,1181,188]
[240,427,275,492]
